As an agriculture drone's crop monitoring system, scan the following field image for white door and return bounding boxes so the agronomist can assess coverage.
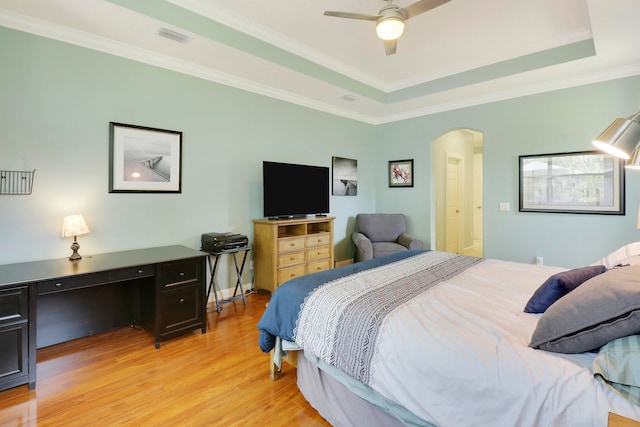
[445,155,463,254]
[473,152,484,256]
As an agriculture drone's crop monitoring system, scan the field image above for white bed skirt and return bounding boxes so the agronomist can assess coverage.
[297,351,404,426]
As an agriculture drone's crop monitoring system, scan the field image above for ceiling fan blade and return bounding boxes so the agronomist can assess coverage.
[324,11,379,21]
[401,0,451,19]
[384,39,397,56]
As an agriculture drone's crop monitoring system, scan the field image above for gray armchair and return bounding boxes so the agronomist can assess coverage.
[352,213,423,262]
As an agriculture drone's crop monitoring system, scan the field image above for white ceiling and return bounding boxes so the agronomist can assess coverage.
[1,0,639,124]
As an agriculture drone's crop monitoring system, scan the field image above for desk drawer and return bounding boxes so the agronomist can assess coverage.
[158,283,202,336]
[0,286,28,325]
[38,266,154,295]
[157,259,202,288]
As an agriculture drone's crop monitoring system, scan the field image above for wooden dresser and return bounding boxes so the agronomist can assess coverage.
[253,217,335,293]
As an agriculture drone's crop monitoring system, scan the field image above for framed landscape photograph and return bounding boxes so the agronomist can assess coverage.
[332,156,358,196]
[519,151,624,214]
[389,159,414,187]
[109,122,182,193]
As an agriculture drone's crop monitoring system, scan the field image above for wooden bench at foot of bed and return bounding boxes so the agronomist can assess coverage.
[270,349,299,380]
[609,412,640,427]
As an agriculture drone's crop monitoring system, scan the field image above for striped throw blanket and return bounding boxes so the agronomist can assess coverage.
[294,251,484,385]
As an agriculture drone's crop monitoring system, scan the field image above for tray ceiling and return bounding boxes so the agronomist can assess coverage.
[1,0,639,124]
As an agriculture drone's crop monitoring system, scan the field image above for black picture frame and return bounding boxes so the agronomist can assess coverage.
[332,156,358,196]
[389,159,414,187]
[109,122,182,193]
[519,150,624,214]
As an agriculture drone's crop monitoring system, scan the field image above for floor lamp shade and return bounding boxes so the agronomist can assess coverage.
[592,112,640,160]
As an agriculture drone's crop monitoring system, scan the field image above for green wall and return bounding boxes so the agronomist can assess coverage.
[2,25,640,273]
[0,27,375,276]
[376,76,640,267]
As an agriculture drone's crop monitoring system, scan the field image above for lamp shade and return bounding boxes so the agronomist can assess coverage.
[376,17,405,40]
[61,214,90,238]
[626,146,640,170]
[592,112,640,160]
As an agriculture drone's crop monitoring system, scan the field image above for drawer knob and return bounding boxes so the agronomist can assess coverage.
[138,269,144,274]
[179,298,185,304]
[290,243,295,247]
[55,282,63,288]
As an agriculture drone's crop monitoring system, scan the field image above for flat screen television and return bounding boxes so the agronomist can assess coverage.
[263,161,330,219]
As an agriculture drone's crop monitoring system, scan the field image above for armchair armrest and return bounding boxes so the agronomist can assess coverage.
[398,233,424,250]
[352,232,373,262]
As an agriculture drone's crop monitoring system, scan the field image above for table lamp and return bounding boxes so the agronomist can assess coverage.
[61,214,90,261]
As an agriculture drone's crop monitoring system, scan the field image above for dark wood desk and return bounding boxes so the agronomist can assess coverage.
[0,245,207,392]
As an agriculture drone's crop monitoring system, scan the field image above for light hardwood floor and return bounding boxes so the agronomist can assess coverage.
[0,290,330,426]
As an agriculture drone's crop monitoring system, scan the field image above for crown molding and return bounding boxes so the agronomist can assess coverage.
[2,9,639,126]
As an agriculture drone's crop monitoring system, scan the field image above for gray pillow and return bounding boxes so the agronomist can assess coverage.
[529,266,640,353]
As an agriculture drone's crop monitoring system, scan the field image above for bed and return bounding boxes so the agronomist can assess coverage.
[257,248,640,426]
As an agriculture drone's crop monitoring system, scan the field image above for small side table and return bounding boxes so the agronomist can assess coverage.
[203,246,252,312]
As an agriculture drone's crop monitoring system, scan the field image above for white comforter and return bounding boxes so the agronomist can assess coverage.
[299,255,640,427]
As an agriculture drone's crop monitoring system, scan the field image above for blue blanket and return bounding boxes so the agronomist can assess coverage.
[257,250,427,353]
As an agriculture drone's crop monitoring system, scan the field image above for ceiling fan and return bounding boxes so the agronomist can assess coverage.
[324,0,451,55]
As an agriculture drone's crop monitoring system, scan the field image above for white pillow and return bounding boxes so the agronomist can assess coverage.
[592,242,640,268]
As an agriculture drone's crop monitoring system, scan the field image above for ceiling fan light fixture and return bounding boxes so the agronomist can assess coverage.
[376,16,405,41]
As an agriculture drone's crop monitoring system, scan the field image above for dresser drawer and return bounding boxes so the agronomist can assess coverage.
[278,264,307,285]
[158,259,201,288]
[308,259,331,274]
[278,237,306,253]
[38,266,154,295]
[307,246,330,260]
[307,233,330,247]
[278,251,306,267]
[0,287,28,325]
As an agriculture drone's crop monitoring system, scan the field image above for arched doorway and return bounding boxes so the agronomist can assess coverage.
[432,129,483,256]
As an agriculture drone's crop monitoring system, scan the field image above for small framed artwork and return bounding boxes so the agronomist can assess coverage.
[389,159,414,187]
[109,122,182,193]
[519,150,624,214]
[332,156,358,196]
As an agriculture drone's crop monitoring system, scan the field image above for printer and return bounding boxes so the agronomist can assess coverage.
[201,232,248,253]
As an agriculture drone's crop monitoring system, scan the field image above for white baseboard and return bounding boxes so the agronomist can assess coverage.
[335,259,354,268]
[206,281,253,304]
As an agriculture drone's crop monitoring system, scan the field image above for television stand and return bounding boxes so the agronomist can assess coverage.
[253,216,335,293]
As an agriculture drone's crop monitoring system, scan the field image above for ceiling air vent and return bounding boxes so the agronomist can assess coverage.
[157,27,192,44]
[340,94,359,102]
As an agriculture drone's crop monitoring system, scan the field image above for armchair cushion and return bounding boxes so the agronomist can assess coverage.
[356,213,406,242]
[353,214,423,262]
